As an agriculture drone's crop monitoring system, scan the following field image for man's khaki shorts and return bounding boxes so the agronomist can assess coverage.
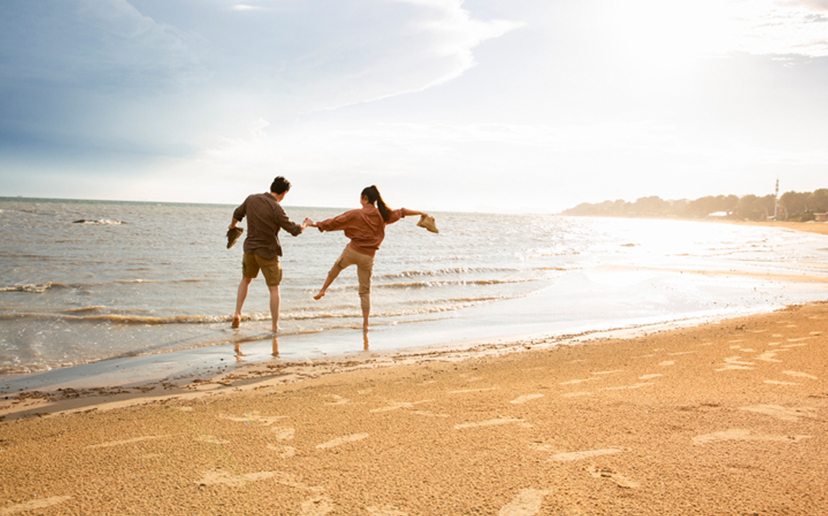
[242,253,282,286]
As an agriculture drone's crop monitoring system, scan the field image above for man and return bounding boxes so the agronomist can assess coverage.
[230,176,306,332]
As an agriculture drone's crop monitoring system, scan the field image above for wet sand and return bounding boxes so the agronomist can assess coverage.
[1,300,826,515]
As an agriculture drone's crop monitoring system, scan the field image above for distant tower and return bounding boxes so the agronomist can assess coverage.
[773,178,779,220]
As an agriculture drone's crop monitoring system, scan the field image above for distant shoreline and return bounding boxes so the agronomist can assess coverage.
[567,213,828,237]
[720,218,828,237]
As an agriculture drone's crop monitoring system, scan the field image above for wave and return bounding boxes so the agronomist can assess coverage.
[72,219,124,225]
[376,266,519,280]
[0,282,64,294]
[1,278,206,293]
[0,292,520,326]
[372,278,537,289]
[0,312,229,325]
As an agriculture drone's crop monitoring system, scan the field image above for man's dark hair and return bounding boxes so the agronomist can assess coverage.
[271,176,291,194]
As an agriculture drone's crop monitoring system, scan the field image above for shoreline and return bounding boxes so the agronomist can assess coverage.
[720,218,828,236]
[2,216,826,420]
[0,309,762,421]
[1,301,826,514]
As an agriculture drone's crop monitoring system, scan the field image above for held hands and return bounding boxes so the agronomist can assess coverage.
[303,217,315,228]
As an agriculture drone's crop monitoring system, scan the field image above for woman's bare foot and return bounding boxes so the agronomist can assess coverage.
[231,315,241,328]
[313,290,325,300]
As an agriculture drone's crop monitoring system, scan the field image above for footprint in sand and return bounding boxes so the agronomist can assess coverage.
[454,418,524,430]
[449,387,498,394]
[198,469,279,487]
[0,496,72,515]
[598,383,652,392]
[498,488,552,516]
[510,394,544,404]
[197,435,230,445]
[756,351,784,363]
[370,400,434,413]
[549,448,625,462]
[87,435,171,449]
[559,378,601,386]
[561,391,593,398]
[639,374,663,380]
[367,506,408,516]
[370,402,415,413]
[783,370,818,380]
[220,413,287,426]
[267,444,297,458]
[714,356,754,371]
[740,405,816,422]
[316,433,369,449]
[692,428,812,445]
[589,466,639,489]
[272,427,296,440]
[787,336,813,343]
[300,495,334,516]
[412,410,450,418]
[764,380,800,386]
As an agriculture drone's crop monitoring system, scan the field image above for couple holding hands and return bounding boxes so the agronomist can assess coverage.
[228,176,437,333]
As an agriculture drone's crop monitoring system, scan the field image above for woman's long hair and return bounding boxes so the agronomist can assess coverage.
[361,185,392,222]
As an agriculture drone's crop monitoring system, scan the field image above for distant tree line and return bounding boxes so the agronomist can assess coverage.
[560,189,828,222]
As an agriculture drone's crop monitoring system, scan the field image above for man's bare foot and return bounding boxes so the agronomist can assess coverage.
[231,315,241,328]
[313,291,325,300]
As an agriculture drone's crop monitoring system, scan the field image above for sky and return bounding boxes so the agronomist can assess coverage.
[1,0,827,213]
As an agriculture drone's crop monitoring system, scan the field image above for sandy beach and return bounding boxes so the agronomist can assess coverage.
[1,295,826,514]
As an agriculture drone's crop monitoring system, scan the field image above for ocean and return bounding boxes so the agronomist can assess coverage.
[2,197,827,381]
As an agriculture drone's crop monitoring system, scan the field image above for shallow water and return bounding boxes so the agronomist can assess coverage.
[1,197,827,375]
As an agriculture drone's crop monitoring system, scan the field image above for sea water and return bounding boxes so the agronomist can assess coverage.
[1,197,827,376]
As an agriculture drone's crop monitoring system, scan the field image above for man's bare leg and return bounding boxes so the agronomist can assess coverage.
[233,277,253,328]
[268,284,281,332]
[362,308,369,332]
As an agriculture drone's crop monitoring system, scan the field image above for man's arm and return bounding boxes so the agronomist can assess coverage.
[230,199,247,229]
[274,204,306,236]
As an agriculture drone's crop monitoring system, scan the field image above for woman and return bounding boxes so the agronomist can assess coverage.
[304,185,428,331]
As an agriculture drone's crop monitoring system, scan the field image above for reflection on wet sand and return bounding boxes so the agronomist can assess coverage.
[231,336,280,361]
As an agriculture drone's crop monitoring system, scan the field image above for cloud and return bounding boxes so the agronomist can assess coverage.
[0,0,207,93]
[238,0,525,113]
[782,0,828,11]
[723,0,828,57]
[0,0,523,159]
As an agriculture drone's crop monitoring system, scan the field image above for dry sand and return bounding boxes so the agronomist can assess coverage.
[1,300,826,515]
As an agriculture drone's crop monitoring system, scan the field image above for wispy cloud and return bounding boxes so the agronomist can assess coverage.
[725,0,828,57]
